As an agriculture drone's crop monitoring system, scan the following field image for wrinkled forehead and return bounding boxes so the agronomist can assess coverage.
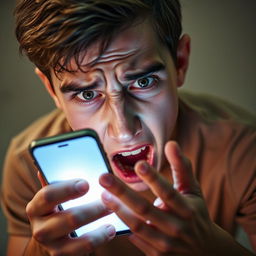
[54,20,170,80]
[85,20,159,63]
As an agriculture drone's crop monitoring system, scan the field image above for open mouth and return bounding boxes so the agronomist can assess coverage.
[112,145,153,182]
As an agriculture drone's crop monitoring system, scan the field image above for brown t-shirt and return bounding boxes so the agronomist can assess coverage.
[1,91,256,241]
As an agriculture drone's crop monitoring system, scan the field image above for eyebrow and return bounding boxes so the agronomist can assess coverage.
[60,82,98,93]
[60,62,166,93]
[124,62,165,80]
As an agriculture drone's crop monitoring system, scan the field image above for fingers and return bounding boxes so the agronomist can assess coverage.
[79,225,116,250]
[99,141,210,255]
[100,175,187,238]
[101,190,189,254]
[27,180,115,254]
[40,225,115,256]
[26,179,89,217]
[165,141,201,196]
[32,200,112,243]
[100,174,158,221]
[134,160,193,219]
[26,179,116,255]
[101,190,147,230]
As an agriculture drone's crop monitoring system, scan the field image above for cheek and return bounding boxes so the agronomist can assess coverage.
[62,105,112,145]
[143,89,178,135]
[142,89,178,168]
[160,93,178,131]
[61,104,102,131]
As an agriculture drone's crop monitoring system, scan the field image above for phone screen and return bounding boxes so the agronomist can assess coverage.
[31,133,130,236]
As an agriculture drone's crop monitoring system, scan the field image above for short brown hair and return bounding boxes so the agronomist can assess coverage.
[15,0,182,79]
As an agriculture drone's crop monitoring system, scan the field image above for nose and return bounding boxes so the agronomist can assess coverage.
[107,98,142,143]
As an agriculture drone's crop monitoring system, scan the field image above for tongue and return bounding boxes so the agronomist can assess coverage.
[113,147,149,175]
[120,153,146,166]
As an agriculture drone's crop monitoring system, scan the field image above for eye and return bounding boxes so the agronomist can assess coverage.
[132,76,158,89]
[76,90,100,102]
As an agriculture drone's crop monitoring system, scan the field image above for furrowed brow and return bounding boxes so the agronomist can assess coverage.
[60,82,98,93]
[124,63,165,81]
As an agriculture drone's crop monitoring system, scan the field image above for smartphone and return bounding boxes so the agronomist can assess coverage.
[29,128,130,237]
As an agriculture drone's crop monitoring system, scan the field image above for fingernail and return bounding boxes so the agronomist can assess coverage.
[106,225,116,239]
[138,161,149,175]
[102,191,113,203]
[153,197,164,207]
[101,174,114,188]
[74,180,88,193]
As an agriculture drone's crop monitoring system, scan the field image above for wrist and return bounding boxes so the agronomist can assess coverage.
[208,223,255,256]
[23,238,49,256]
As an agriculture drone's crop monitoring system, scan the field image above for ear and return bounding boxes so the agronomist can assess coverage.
[35,67,62,109]
[176,34,191,87]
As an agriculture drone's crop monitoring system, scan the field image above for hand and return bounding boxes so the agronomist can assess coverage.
[26,176,116,256]
[99,141,220,255]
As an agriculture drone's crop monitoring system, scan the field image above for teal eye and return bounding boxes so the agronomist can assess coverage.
[82,91,94,100]
[138,77,151,88]
[76,90,99,101]
[133,76,156,89]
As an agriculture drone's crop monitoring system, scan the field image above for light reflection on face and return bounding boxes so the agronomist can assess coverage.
[50,20,182,191]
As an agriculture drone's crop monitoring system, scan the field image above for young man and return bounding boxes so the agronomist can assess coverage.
[1,0,256,255]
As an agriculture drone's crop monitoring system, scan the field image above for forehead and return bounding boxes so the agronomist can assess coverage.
[87,20,164,63]
[54,20,171,81]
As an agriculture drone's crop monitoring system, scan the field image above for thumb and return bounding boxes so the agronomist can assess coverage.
[165,141,201,197]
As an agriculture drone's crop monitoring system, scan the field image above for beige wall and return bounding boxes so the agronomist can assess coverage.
[0,0,255,254]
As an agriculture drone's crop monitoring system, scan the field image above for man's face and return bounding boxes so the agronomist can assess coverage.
[47,20,188,192]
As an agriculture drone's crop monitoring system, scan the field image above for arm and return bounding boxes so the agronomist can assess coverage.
[6,236,29,256]
[100,141,255,255]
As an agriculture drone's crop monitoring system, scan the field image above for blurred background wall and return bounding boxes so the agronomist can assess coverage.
[0,0,255,254]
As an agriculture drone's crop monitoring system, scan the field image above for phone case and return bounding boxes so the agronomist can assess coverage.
[29,128,130,236]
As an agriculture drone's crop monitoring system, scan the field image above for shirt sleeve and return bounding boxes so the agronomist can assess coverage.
[230,129,256,235]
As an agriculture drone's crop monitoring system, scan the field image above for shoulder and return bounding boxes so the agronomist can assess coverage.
[178,90,256,201]
[11,108,71,158]
[178,90,256,159]
[178,91,256,147]
[178,90,256,128]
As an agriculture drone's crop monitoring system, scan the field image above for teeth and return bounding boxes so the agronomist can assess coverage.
[121,151,131,156]
[131,149,141,155]
[120,146,146,157]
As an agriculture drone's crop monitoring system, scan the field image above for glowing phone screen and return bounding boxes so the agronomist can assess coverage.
[32,135,129,236]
